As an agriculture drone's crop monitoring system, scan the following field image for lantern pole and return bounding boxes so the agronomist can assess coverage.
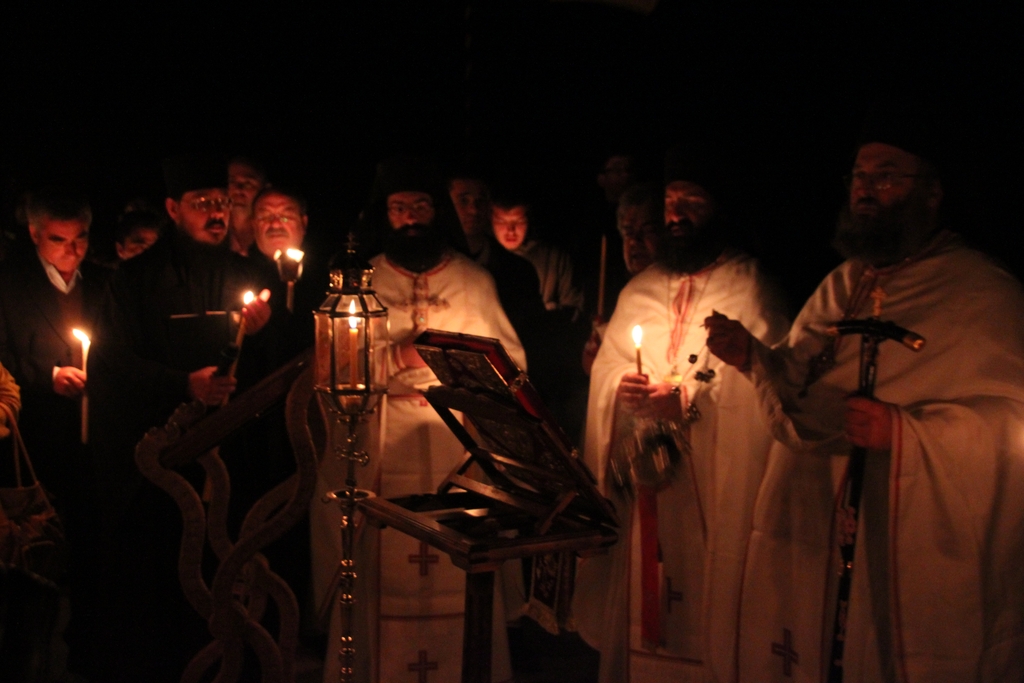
[314,233,388,683]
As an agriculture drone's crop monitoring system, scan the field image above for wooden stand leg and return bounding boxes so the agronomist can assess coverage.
[462,570,494,683]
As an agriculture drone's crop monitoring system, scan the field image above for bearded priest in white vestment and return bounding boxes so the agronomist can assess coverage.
[573,160,789,683]
[708,127,1024,682]
[311,159,525,683]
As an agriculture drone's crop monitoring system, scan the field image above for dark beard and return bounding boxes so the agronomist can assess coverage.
[655,218,724,274]
[833,188,934,267]
[384,223,447,272]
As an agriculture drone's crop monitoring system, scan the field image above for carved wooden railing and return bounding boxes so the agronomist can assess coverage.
[134,350,318,683]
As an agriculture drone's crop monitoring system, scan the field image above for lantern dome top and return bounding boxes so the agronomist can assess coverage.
[329,232,375,292]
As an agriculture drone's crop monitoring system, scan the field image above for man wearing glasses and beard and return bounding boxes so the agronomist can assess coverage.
[84,154,270,683]
[311,157,525,683]
[708,106,1024,682]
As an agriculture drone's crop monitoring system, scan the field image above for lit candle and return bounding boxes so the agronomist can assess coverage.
[72,328,90,443]
[235,291,255,347]
[222,291,256,406]
[348,300,360,389]
[274,249,305,312]
[632,324,643,375]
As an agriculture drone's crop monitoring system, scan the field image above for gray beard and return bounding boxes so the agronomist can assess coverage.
[833,189,935,267]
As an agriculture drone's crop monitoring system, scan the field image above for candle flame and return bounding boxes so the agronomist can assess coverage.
[348,299,359,330]
[273,249,282,260]
[72,328,90,344]
[286,248,305,262]
[632,324,643,347]
[243,291,255,305]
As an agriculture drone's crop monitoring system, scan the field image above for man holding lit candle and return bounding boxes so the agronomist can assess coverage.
[573,145,789,683]
[312,157,526,683]
[0,187,110,506]
[0,186,112,679]
[249,185,327,364]
[85,153,271,682]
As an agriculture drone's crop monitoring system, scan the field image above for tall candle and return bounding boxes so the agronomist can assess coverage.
[348,300,360,388]
[72,328,90,443]
[632,324,643,375]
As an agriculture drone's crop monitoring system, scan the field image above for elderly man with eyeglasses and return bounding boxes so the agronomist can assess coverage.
[706,106,1024,682]
[83,153,271,682]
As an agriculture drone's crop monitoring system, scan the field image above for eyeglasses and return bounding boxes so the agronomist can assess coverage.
[387,198,433,217]
[254,212,302,226]
[843,171,922,192]
[188,197,233,212]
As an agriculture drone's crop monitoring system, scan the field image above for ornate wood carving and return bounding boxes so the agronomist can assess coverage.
[134,351,317,683]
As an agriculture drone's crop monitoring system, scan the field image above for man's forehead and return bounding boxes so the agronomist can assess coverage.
[388,190,432,203]
[255,193,303,213]
[619,200,656,217]
[37,217,89,236]
[228,163,264,181]
[665,181,711,199]
[183,187,228,199]
[450,178,485,194]
[492,205,527,218]
[854,142,921,169]
[604,156,631,171]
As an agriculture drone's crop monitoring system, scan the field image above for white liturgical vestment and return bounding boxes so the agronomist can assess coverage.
[737,232,1024,683]
[573,253,788,683]
[312,251,526,683]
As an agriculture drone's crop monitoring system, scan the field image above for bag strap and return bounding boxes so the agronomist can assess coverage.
[0,402,39,488]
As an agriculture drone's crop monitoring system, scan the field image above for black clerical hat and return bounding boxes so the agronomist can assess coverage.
[664,143,721,199]
[858,99,945,173]
[162,153,226,199]
[368,156,444,203]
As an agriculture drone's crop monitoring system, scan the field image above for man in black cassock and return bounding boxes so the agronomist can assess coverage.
[84,154,270,683]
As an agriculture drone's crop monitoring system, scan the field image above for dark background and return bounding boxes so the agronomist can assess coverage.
[3,0,1021,307]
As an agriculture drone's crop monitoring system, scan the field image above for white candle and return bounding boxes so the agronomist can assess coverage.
[72,328,90,443]
[235,291,255,347]
[632,324,643,375]
[348,300,359,388]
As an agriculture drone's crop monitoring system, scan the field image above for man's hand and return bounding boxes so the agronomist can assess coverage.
[705,311,753,370]
[189,366,237,405]
[615,372,683,421]
[582,322,604,376]
[243,289,272,336]
[844,395,893,450]
[53,366,86,398]
[395,340,428,369]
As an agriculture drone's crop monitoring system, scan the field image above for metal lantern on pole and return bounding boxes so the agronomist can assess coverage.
[313,235,388,683]
[314,249,388,415]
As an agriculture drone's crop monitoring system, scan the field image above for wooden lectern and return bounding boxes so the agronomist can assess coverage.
[358,330,618,683]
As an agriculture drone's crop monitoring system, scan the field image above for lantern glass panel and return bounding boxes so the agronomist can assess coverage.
[314,308,334,391]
